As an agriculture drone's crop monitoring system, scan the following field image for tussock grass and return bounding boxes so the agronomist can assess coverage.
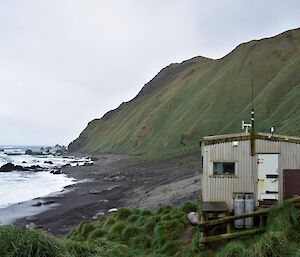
[122,224,143,242]
[217,202,300,257]
[216,241,247,257]
[160,240,182,255]
[107,221,127,241]
[113,208,132,221]
[5,199,300,257]
[88,228,107,240]
[127,214,140,223]
[179,201,199,213]
[0,226,68,257]
[64,240,97,257]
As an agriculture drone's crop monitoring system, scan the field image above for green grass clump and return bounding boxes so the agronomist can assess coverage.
[122,224,143,242]
[113,208,133,220]
[129,234,152,249]
[163,219,185,239]
[127,214,140,223]
[140,210,152,216]
[88,228,107,240]
[267,202,300,233]
[135,216,148,226]
[108,221,127,241]
[103,217,117,230]
[216,241,248,257]
[160,213,172,221]
[98,216,106,225]
[79,222,95,238]
[156,205,173,215]
[179,201,199,213]
[64,240,97,257]
[160,240,182,256]
[249,231,297,257]
[217,202,300,257]
[143,218,157,234]
[0,226,68,257]
[152,232,167,249]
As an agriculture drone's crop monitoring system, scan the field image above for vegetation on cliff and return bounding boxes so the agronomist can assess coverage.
[69,28,300,156]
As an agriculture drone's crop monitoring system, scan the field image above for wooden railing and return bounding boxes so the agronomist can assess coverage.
[199,196,300,244]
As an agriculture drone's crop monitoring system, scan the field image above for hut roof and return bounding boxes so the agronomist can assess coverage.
[201,132,300,146]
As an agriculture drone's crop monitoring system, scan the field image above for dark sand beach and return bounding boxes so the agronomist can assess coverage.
[10,153,201,236]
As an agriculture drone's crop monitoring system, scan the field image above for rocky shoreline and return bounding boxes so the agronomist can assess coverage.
[10,153,202,236]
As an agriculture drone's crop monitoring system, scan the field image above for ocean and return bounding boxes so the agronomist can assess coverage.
[0,145,91,209]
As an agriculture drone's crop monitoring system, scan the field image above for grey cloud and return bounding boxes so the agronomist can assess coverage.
[0,0,299,145]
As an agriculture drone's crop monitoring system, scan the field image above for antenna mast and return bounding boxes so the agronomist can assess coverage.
[250,46,255,156]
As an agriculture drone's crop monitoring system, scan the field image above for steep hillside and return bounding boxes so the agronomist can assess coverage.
[69,28,300,156]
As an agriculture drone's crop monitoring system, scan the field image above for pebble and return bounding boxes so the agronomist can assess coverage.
[26,223,38,230]
[89,190,103,194]
[26,216,39,222]
[98,199,109,203]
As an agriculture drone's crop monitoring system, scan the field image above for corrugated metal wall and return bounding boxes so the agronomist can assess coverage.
[202,139,300,210]
[256,140,300,202]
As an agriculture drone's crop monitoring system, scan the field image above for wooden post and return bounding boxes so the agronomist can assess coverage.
[259,215,264,229]
[200,228,265,244]
[226,223,231,234]
[199,226,206,250]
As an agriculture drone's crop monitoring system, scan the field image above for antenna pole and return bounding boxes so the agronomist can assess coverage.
[250,46,255,156]
[251,47,254,113]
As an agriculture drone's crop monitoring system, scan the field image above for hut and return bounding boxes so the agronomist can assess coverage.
[201,132,300,211]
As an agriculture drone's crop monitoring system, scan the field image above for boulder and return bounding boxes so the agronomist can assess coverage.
[26,223,38,230]
[44,160,53,164]
[43,200,55,205]
[32,201,43,207]
[25,149,33,155]
[50,169,61,174]
[0,163,15,172]
[14,165,30,171]
[29,165,43,172]
[83,162,94,166]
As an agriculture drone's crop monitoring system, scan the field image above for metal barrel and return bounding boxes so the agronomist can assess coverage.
[233,193,245,228]
[245,193,255,228]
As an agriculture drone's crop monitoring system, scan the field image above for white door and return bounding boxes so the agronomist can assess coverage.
[257,154,279,201]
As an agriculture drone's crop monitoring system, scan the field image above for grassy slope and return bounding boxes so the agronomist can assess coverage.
[2,200,300,257]
[69,28,300,156]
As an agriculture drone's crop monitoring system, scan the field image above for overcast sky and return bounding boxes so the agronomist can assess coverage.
[0,0,299,146]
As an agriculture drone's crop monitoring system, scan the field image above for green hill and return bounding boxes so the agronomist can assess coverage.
[69,28,300,156]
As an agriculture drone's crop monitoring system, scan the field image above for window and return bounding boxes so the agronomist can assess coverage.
[213,162,235,175]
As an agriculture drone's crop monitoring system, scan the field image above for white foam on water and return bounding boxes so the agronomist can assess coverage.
[0,171,75,208]
[0,146,92,209]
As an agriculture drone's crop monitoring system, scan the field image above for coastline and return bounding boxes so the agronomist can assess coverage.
[9,153,201,236]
